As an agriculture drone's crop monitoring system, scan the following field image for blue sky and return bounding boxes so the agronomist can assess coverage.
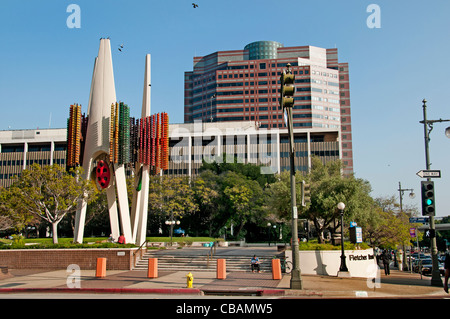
[1,0,449,217]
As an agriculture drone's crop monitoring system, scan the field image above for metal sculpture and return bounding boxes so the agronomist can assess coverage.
[69,39,168,245]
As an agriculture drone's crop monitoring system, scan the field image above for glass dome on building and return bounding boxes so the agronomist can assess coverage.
[244,41,284,60]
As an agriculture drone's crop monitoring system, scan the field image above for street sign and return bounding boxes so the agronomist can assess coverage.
[409,217,429,223]
[416,169,441,178]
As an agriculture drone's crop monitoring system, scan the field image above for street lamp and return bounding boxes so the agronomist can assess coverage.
[337,202,349,276]
[398,182,415,272]
[165,219,180,246]
[398,182,415,212]
[446,127,450,138]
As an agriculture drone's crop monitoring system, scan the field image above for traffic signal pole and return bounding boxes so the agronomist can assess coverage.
[421,99,442,287]
[281,63,302,289]
[287,106,302,290]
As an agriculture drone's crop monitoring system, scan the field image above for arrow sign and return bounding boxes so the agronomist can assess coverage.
[416,169,441,178]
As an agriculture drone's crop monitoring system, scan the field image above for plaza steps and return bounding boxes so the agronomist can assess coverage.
[134,250,280,273]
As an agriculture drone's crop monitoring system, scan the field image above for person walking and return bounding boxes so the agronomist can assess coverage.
[382,250,391,275]
[444,251,450,293]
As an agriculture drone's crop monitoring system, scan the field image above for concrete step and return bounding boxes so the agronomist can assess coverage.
[134,254,273,272]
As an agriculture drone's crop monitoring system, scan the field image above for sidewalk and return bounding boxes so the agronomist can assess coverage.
[0,267,447,298]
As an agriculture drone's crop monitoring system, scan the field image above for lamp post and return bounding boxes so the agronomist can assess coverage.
[165,219,180,246]
[398,182,415,213]
[398,182,415,272]
[420,99,449,287]
[337,202,349,276]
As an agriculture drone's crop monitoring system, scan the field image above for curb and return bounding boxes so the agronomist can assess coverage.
[0,287,204,295]
[0,287,284,296]
[202,289,285,296]
[0,287,287,297]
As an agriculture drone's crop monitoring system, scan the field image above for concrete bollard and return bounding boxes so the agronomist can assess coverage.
[147,258,158,278]
[96,257,107,278]
[271,259,282,280]
[217,259,226,280]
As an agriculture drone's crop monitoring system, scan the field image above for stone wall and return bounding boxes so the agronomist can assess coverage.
[0,248,144,270]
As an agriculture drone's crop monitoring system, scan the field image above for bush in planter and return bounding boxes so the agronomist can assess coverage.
[181,237,193,246]
[292,240,371,251]
[11,235,25,248]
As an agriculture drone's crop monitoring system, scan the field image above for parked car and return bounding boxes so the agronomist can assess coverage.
[411,252,427,260]
[412,257,431,273]
[420,259,445,276]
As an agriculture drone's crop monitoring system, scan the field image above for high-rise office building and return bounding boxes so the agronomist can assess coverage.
[184,41,353,174]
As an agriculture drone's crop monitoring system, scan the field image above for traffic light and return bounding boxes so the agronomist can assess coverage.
[424,228,436,239]
[421,181,435,216]
[279,64,295,109]
[301,180,311,207]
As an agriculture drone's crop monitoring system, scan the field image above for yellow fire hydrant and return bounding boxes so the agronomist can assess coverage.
[186,272,194,288]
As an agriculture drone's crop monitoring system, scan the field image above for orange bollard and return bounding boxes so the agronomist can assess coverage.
[147,258,158,278]
[217,259,226,280]
[96,257,107,278]
[271,259,282,280]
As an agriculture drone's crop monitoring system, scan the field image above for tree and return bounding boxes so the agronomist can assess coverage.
[263,170,303,223]
[222,172,264,238]
[190,171,220,236]
[148,175,197,234]
[0,186,32,231]
[264,158,376,244]
[306,157,375,243]
[7,164,94,243]
[200,155,276,188]
[372,196,421,249]
[213,170,265,238]
[190,160,270,238]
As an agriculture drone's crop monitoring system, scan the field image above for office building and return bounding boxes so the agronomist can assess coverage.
[0,123,341,187]
[184,41,353,174]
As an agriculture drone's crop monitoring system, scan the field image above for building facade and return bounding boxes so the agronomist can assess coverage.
[184,41,353,174]
[0,123,341,187]
[0,128,67,187]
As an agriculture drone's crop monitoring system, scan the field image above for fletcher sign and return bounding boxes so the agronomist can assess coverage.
[349,254,375,261]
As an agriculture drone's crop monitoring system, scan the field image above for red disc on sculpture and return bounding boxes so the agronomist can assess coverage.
[96,160,110,189]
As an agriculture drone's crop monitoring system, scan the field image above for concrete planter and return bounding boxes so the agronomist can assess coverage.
[285,248,377,278]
